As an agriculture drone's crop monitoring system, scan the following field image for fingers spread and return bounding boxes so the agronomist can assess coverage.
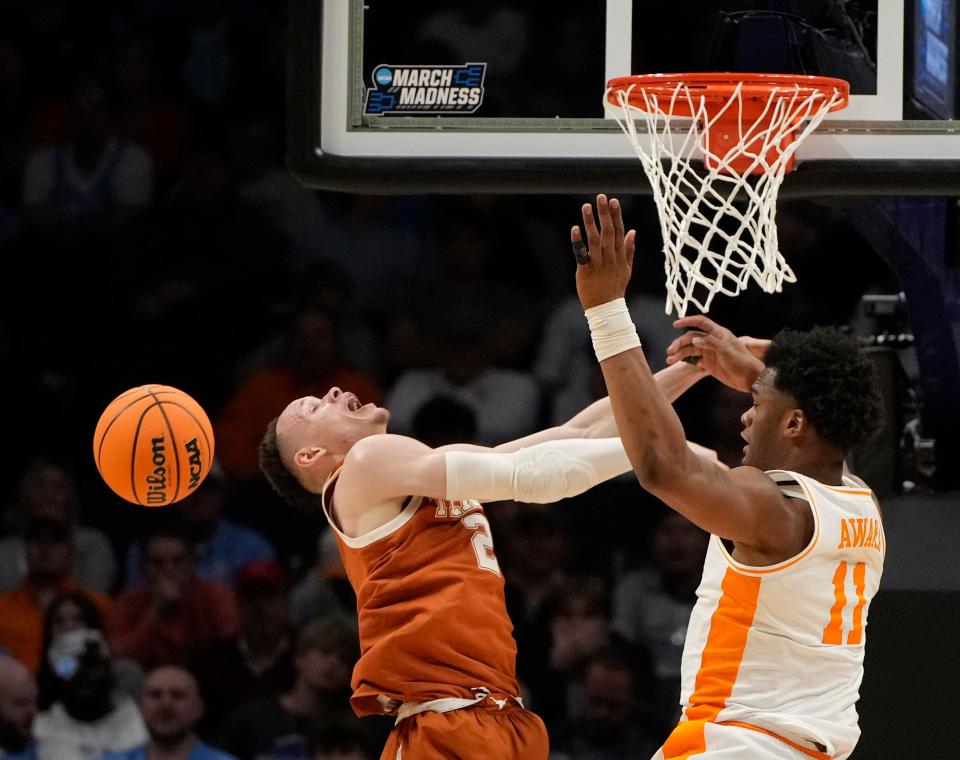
[611,198,626,254]
[571,225,590,264]
[581,203,600,250]
[597,194,615,253]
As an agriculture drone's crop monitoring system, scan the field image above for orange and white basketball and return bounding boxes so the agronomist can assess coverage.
[93,385,215,506]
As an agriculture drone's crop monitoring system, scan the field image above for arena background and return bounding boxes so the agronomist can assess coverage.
[0,2,957,759]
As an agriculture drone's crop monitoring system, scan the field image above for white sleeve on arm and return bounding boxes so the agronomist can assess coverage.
[444,437,632,504]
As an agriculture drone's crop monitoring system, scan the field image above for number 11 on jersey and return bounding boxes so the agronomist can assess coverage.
[822,560,867,645]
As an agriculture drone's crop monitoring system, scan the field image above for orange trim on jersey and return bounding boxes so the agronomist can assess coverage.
[714,472,821,575]
[660,719,708,760]
[718,721,832,759]
[822,484,872,496]
[684,569,761,723]
[661,719,832,760]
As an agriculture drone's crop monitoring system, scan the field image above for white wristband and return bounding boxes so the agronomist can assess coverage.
[584,298,642,362]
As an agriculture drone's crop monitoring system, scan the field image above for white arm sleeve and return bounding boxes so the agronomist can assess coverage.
[444,437,632,504]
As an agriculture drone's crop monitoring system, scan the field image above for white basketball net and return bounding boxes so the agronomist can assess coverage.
[608,80,844,316]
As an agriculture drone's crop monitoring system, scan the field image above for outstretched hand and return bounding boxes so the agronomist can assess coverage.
[666,315,769,392]
[573,194,636,309]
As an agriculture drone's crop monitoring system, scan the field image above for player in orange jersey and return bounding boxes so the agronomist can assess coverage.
[256,336,723,758]
[573,194,885,760]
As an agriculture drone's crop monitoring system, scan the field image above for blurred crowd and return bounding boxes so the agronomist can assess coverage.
[0,2,898,760]
[0,453,721,760]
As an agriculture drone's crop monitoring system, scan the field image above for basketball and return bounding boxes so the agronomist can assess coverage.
[93,385,215,506]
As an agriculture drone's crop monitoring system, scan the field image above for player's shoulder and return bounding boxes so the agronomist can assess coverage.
[339,433,434,489]
[344,433,426,466]
[728,464,793,493]
[729,465,805,522]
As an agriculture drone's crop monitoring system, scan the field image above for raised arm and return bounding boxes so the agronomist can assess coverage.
[559,361,705,438]
[485,360,704,451]
[572,195,798,551]
[332,432,638,536]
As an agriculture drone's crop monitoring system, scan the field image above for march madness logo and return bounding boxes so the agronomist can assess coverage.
[364,63,486,115]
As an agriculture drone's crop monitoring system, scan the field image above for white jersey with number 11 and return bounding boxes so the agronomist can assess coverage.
[674,469,884,760]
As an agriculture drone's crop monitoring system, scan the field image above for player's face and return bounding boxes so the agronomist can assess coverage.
[739,369,795,470]
[277,387,390,460]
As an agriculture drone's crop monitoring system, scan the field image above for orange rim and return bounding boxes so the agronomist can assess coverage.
[606,72,850,117]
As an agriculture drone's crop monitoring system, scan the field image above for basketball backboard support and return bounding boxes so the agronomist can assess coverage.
[288,0,960,196]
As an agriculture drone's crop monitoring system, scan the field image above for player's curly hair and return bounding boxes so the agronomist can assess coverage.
[765,327,883,453]
[258,418,322,512]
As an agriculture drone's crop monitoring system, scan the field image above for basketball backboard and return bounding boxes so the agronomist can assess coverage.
[288,0,960,196]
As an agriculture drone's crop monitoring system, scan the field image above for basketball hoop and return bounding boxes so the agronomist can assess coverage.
[606,73,849,316]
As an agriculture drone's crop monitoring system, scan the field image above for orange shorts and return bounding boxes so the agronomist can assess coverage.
[380,699,548,760]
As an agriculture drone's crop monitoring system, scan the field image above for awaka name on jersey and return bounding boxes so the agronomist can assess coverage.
[837,517,883,551]
[365,64,486,115]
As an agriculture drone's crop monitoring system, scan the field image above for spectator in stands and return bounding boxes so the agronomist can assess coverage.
[107,523,237,669]
[0,655,37,760]
[0,514,111,671]
[230,118,338,275]
[239,260,381,381]
[535,287,675,427]
[124,463,274,587]
[288,531,353,629]
[216,305,382,482]
[0,457,116,594]
[110,36,191,180]
[21,73,153,231]
[501,508,568,706]
[306,720,375,760]
[218,616,372,760]
[410,396,478,448]
[103,664,237,760]
[550,648,663,760]
[192,559,295,731]
[384,305,541,445]
[534,576,656,734]
[415,208,539,368]
[33,629,146,760]
[36,592,143,710]
[294,194,427,315]
[613,510,709,716]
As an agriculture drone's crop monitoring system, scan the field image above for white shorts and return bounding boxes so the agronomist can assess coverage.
[651,721,829,759]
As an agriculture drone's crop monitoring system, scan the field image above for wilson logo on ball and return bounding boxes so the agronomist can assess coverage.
[93,385,215,506]
[146,436,168,505]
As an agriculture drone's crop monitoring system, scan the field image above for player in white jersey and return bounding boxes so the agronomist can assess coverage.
[572,195,885,760]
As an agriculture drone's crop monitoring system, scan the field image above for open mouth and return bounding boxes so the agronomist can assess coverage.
[346,396,362,412]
